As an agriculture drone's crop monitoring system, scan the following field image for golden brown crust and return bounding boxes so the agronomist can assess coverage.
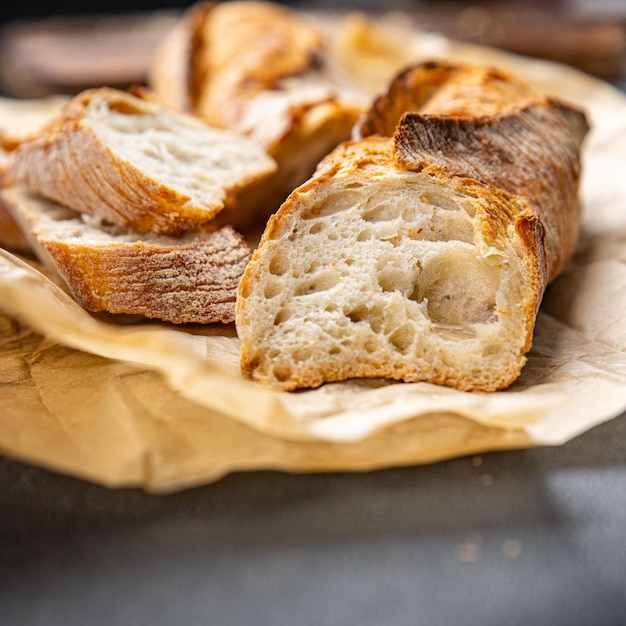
[44,227,248,324]
[354,61,538,139]
[152,0,327,129]
[189,1,325,127]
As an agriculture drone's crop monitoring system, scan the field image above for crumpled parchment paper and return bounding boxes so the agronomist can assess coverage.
[1,18,625,491]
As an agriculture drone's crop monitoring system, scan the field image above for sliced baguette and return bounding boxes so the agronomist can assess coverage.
[236,61,589,392]
[149,1,364,228]
[7,87,276,236]
[2,187,251,324]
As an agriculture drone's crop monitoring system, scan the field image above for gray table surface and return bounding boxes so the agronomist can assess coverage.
[2,406,626,626]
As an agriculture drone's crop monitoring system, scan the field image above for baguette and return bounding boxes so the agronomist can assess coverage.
[7,87,276,236]
[149,1,364,227]
[236,61,589,392]
[2,187,250,324]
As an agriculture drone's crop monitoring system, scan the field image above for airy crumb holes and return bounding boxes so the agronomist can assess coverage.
[269,255,289,276]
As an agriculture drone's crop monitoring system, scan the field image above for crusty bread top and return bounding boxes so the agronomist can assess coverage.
[8,87,276,235]
[353,61,538,139]
[152,0,326,128]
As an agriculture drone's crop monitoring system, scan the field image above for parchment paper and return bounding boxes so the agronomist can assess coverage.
[1,19,625,491]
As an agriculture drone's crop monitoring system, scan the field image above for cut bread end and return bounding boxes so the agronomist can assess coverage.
[236,146,541,392]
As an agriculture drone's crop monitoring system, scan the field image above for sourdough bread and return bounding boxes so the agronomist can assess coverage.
[236,61,589,392]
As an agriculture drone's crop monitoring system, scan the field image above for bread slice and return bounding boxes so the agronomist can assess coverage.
[2,187,251,324]
[149,1,364,228]
[0,94,69,253]
[7,87,276,236]
[236,61,589,392]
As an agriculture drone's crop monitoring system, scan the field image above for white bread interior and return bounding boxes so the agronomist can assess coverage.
[237,141,534,391]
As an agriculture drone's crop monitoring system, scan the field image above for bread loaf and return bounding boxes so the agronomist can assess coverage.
[149,1,364,227]
[7,87,276,236]
[2,187,250,324]
[236,61,589,392]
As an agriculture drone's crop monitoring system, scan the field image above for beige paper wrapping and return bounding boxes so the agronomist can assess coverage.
[1,21,626,491]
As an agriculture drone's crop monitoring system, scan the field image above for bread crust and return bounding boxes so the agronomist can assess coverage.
[191,1,326,128]
[353,61,538,138]
[393,101,588,281]
[237,61,589,392]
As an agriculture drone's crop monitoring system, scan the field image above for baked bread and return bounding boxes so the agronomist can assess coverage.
[0,94,69,253]
[149,0,364,227]
[2,187,250,324]
[7,87,276,236]
[236,61,589,392]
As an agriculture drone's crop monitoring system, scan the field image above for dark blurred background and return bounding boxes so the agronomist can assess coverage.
[0,0,598,22]
[0,0,187,22]
[0,0,625,97]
